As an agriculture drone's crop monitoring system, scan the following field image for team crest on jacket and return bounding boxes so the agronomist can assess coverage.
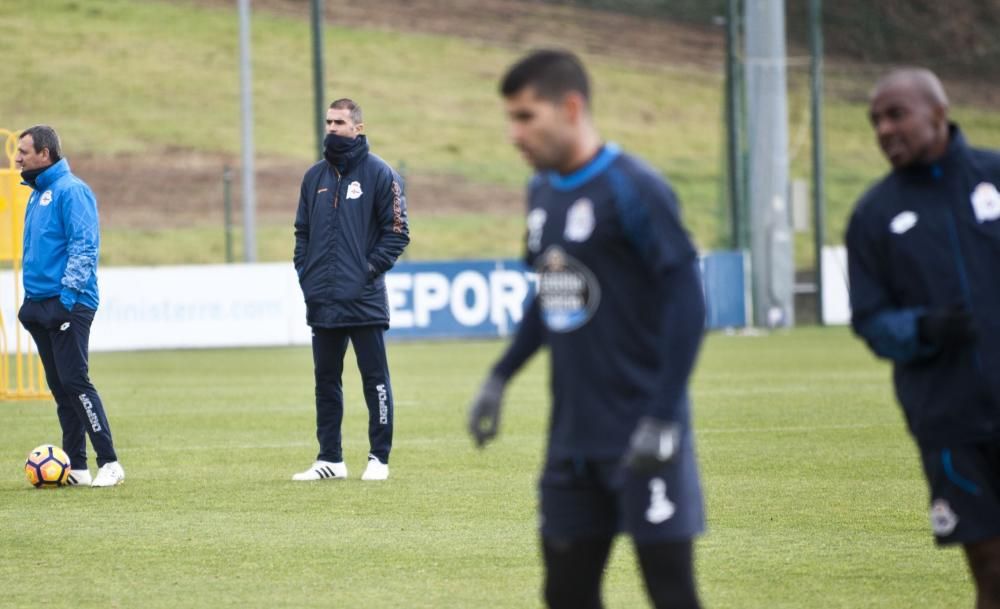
[346,181,363,200]
[39,191,53,206]
[536,245,601,333]
[564,197,595,242]
[970,182,1000,223]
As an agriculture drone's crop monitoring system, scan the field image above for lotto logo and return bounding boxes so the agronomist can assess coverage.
[376,384,389,425]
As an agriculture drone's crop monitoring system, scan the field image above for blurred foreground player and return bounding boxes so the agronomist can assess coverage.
[15,125,124,488]
[846,68,1000,608]
[468,50,706,609]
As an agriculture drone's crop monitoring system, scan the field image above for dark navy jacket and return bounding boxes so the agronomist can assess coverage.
[294,136,409,328]
[493,144,705,460]
[846,125,1000,448]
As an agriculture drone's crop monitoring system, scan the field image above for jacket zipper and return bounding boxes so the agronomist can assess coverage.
[333,168,341,208]
[944,206,987,385]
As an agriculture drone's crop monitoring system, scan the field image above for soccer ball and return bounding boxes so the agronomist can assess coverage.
[24,444,71,488]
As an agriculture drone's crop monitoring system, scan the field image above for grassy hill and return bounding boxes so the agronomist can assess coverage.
[2,0,1000,264]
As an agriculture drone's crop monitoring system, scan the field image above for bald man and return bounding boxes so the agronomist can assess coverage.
[846,68,1000,608]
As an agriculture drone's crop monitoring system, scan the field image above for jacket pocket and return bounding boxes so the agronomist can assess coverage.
[42,297,72,330]
[17,300,39,326]
[332,262,367,301]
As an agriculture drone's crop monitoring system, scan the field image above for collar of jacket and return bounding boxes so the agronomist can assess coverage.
[21,158,71,192]
[544,143,621,192]
[324,134,369,176]
[897,123,966,181]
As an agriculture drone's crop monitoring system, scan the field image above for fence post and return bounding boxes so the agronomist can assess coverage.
[223,165,234,264]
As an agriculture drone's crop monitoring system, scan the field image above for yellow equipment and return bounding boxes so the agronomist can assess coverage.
[0,128,48,399]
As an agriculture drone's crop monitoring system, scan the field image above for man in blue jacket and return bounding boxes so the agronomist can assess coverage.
[846,68,1000,608]
[15,125,124,488]
[468,50,705,609]
[292,99,409,482]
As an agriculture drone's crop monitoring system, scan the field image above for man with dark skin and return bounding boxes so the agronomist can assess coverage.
[846,68,1000,609]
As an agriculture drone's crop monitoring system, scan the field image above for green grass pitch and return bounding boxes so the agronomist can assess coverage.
[0,328,971,608]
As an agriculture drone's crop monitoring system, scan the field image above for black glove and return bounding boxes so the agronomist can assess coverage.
[918,305,977,350]
[367,262,379,281]
[468,374,506,448]
[624,417,681,474]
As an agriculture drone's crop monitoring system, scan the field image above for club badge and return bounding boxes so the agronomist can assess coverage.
[564,197,595,242]
[536,245,601,333]
[346,181,363,200]
[971,182,1000,223]
[930,498,958,537]
[39,190,53,206]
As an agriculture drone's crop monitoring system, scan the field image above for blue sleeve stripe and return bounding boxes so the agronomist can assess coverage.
[607,168,653,258]
[856,308,936,363]
[942,450,981,496]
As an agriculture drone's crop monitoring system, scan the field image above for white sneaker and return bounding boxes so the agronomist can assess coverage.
[361,455,389,481]
[292,460,347,481]
[67,468,92,486]
[91,462,125,487]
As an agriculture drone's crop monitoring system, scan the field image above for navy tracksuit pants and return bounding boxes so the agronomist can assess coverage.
[312,325,394,464]
[18,298,118,470]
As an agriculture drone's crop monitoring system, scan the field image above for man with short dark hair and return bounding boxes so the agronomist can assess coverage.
[15,124,124,488]
[469,50,706,609]
[292,99,409,482]
[847,68,1000,608]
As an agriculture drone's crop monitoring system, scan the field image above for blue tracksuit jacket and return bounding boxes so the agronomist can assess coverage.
[494,144,705,460]
[846,125,1000,448]
[294,136,410,328]
[21,159,100,311]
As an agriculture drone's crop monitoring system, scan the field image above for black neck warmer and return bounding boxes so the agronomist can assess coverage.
[323,133,368,175]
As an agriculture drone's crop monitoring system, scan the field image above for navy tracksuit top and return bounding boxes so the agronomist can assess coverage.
[496,144,706,460]
[847,125,1000,448]
[294,136,410,329]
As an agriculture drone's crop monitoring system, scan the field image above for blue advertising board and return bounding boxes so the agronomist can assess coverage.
[385,252,746,340]
[700,251,748,330]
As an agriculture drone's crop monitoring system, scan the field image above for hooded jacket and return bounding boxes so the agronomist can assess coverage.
[21,158,100,311]
[294,136,410,328]
[846,125,1000,447]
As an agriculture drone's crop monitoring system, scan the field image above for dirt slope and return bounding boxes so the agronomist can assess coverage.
[225,0,724,69]
[77,0,723,230]
[74,153,524,229]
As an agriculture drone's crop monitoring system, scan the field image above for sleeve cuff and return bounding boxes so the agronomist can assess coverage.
[858,307,937,363]
[59,289,79,311]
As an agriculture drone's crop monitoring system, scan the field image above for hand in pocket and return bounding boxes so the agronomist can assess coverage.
[45,297,73,331]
